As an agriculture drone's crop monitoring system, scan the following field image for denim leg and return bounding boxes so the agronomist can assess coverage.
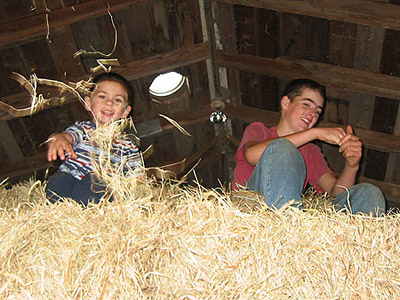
[46,172,76,203]
[247,139,306,209]
[71,173,106,206]
[333,183,386,217]
[46,172,105,206]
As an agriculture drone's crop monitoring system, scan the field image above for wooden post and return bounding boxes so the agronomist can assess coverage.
[0,121,24,163]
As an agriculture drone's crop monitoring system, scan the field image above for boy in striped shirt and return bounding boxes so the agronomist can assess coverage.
[46,72,142,205]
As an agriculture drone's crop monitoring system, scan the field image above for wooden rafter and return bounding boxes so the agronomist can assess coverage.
[0,0,152,45]
[217,52,400,100]
[118,42,210,81]
[217,0,400,31]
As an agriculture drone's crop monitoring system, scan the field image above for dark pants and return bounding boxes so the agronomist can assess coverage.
[46,172,106,206]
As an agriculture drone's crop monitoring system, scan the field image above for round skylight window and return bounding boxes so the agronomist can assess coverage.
[149,72,186,97]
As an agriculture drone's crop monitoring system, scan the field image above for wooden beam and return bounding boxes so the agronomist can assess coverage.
[0,93,78,119]
[158,104,212,131]
[348,25,385,129]
[224,104,279,126]
[217,0,400,31]
[118,42,210,81]
[217,52,400,100]
[48,27,86,79]
[0,0,152,45]
[214,1,242,108]
[0,152,54,182]
[0,121,24,163]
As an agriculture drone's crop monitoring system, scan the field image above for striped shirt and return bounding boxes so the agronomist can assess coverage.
[58,121,142,180]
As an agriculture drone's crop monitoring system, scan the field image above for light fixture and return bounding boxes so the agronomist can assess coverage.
[149,72,187,99]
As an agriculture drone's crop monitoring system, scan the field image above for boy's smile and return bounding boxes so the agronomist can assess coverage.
[84,80,131,126]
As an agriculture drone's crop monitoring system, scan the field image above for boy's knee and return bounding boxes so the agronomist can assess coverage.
[354,183,386,215]
[46,172,73,201]
[357,182,382,197]
[256,138,305,178]
[270,138,297,151]
[265,139,299,159]
[267,139,304,166]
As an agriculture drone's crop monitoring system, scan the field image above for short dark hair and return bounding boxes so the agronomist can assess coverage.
[91,72,135,108]
[282,78,326,103]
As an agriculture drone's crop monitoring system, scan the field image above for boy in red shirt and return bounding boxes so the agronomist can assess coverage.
[232,79,385,216]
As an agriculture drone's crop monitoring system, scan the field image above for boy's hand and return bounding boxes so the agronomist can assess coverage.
[338,125,362,168]
[316,127,347,145]
[46,133,77,161]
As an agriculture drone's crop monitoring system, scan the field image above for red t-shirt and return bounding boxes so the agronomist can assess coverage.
[232,122,335,193]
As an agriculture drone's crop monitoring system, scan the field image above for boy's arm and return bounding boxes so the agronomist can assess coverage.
[244,127,347,165]
[318,125,361,196]
[47,132,77,161]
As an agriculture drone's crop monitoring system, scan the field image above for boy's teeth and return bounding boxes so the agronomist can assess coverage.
[301,117,310,124]
[103,111,113,116]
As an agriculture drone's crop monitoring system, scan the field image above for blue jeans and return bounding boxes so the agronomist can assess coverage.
[247,139,386,216]
[46,172,106,206]
[333,183,385,216]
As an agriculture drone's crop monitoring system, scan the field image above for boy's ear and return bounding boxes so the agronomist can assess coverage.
[84,96,92,112]
[281,96,291,110]
[122,105,132,118]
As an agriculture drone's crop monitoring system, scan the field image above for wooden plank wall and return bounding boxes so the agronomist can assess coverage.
[0,0,225,188]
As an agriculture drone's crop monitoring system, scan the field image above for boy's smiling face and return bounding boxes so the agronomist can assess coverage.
[84,80,131,126]
[280,87,324,134]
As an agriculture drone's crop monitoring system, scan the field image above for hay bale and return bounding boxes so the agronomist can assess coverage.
[1,176,400,299]
[2,124,398,299]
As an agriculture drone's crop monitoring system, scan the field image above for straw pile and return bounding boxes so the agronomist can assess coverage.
[2,122,400,299]
[1,175,400,299]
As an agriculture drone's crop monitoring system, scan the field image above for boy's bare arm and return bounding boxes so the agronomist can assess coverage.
[244,127,347,165]
[318,125,361,196]
[47,133,77,161]
[244,140,275,166]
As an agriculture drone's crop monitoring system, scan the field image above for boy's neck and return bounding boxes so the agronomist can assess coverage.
[91,117,110,128]
[276,119,294,137]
